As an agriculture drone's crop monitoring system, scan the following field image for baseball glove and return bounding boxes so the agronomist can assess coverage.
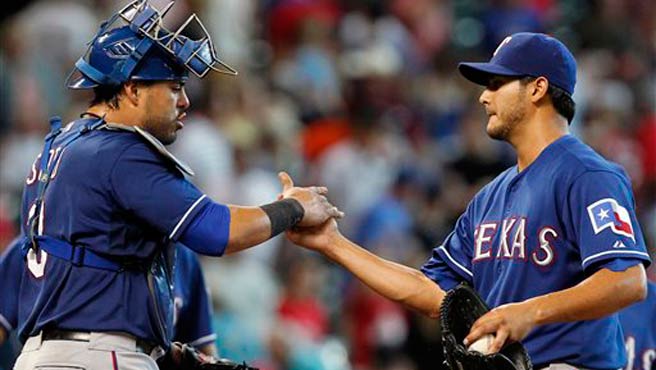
[440,283,532,370]
[157,342,259,370]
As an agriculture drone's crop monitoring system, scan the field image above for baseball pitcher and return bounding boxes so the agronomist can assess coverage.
[288,32,651,370]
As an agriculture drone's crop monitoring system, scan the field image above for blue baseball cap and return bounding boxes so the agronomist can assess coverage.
[458,32,577,95]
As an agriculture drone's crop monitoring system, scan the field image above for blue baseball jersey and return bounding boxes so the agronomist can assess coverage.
[1,238,215,349]
[0,237,23,336]
[17,117,230,345]
[421,135,651,369]
[173,246,216,347]
[619,282,656,370]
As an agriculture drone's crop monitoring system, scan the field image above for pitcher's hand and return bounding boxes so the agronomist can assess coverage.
[286,218,341,254]
[464,301,537,353]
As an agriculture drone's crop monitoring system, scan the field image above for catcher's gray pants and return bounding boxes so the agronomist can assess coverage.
[14,331,162,370]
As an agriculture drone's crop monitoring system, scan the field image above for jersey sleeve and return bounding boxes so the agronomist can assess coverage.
[566,170,651,272]
[173,248,216,346]
[110,142,212,241]
[179,201,230,257]
[0,238,24,333]
[421,203,475,290]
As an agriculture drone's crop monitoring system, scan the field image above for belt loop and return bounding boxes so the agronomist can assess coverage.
[23,331,44,351]
[150,346,166,360]
[71,246,85,266]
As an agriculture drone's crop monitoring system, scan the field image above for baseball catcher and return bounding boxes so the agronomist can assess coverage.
[440,284,532,370]
[10,1,342,369]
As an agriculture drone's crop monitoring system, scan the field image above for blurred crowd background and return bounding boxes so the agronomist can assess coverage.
[0,0,654,369]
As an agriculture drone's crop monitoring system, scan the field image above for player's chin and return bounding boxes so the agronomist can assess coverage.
[160,130,178,145]
[486,123,508,141]
[164,122,183,143]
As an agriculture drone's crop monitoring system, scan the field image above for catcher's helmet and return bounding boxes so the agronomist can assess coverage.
[66,0,237,90]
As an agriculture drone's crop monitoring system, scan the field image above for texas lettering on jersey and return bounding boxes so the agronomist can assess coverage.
[472,218,556,266]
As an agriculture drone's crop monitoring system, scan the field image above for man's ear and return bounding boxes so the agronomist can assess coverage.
[530,76,549,103]
[122,81,142,107]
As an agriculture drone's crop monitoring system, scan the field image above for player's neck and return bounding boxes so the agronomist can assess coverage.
[85,105,142,127]
[511,113,569,172]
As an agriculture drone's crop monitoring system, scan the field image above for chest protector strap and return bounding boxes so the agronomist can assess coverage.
[27,235,123,271]
[23,116,122,272]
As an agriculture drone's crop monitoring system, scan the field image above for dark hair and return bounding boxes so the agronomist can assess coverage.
[89,80,159,109]
[520,76,576,123]
[90,84,123,109]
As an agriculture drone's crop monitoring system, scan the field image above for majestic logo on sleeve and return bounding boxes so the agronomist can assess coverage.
[586,198,635,241]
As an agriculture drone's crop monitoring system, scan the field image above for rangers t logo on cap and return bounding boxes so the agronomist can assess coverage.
[493,36,512,56]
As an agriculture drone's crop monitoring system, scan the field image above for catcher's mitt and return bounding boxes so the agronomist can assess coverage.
[440,283,532,370]
[157,342,259,370]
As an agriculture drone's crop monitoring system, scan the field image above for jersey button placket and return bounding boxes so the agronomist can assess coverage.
[504,185,515,216]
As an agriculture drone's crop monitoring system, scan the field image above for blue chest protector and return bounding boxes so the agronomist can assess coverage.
[21,116,179,346]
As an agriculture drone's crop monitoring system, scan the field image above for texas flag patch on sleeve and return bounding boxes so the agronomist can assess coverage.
[587,198,635,241]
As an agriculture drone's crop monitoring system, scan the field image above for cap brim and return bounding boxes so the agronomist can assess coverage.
[67,77,99,90]
[66,69,100,90]
[458,62,524,86]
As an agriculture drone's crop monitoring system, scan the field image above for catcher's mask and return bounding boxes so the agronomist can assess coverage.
[66,0,237,89]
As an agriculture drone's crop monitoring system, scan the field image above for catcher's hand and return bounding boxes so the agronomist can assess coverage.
[278,172,344,227]
[439,283,532,370]
[157,342,259,370]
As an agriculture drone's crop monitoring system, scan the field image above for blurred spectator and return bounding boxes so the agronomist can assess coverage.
[481,0,544,53]
[344,281,409,370]
[277,256,329,343]
[169,79,236,203]
[313,107,409,237]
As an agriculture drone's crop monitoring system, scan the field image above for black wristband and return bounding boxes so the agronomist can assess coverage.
[261,198,305,237]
